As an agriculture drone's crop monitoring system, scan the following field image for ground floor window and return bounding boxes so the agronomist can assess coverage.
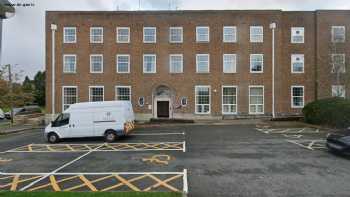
[249,86,264,114]
[62,86,77,110]
[195,86,210,114]
[222,86,237,114]
[332,85,346,98]
[291,86,304,108]
[89,86,104,102]
[116,86,131,101]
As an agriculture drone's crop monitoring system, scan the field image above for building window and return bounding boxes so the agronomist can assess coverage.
[249,86,264,114]
[291,27,304,43]
[116,27,130,43]
[89,86,104,102]
[169,27,183,43]
[116,54,130,73]
[196,54,209,73]
[195,86,210,114]
[116,86,131,101]
[62,86,77,110]
[223,26,237,43]
[331,54,346,73]
[223,54,236,73]
[181,97,187,106]
[143,54,156,73]
[250,54,264,73]
[90,27,103,43]
[196,26,209,42]
[63,27,76,43]
[143,27,156,43]
[169,54,183,73]
[90,54,103,73]
[138,97,145,107]
[332,26,346,43]
[332,85,346,98]
[222,86,237,114]
[291,86,304,108]
[291,54,304,73]
[63,54,76,73]
[250,26,263,43]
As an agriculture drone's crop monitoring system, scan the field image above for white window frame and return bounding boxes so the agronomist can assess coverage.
[249,85,264,115]
[223,54,237,73]
[115,86,132,101]
[291,54,305,73]
[62,86,78,111]
[143,54,157,73]
[89,86,104,102]
[222,85,238,115]
[143,27,156,43]
[196,54,210,73]
[169,27,183,43]
[291,27,305,44]
[291,86,305,108]
[250,26,263,43]
[250,54,264,73]
[332,85,346,98]
[169,54,183,73]
[90,27,103,43]
[63,54,76,73]
[195,85,211,114]
[223,26,237,43]
[90,54,103,73]
[331,26,346,43]
[331,54,346,73]
[116,54,130,73]
[63,27,77,43]
[196,26,210,42]
[116,27,130,43]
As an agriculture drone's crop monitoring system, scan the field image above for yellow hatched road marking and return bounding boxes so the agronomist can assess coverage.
[145,174,182,192]
[78,175,97,191]
[101,174,147,192]
[49,175,61,191]
[28,175,79,191]
[0,175,14,180]
[10,175,19,191]
[115,175,141,191]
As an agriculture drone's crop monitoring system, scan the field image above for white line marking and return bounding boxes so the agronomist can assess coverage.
[183,141,186,153]
[19,143,105,191]
[0,171,185,176]
[130,132,185,136]
[183,169,188,194]
[7,149,184,153]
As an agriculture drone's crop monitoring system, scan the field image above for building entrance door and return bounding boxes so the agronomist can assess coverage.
[157,101,169,118]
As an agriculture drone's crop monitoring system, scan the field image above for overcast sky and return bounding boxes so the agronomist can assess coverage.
[2,0,350,81]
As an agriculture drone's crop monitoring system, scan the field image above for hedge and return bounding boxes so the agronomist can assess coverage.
[302,97,350,128]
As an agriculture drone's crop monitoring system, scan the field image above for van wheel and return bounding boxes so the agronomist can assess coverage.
[47,133,59,144]
[105,130,117,143]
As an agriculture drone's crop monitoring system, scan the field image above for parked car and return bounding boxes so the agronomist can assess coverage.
[326,132,350,154]
[0,108,4,119]
[5,105,41,119]
[45,101,135,143]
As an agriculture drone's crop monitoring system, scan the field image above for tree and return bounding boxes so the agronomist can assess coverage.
[33,71,45,106]
[22,76,34,93]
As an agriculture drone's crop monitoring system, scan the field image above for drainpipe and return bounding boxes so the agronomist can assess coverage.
[270,22,276,119]
[51,24,57,120]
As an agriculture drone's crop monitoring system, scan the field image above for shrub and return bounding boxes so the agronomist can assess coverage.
[303,97,350,128]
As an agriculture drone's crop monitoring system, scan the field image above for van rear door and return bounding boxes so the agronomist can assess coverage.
[69,112,94,137]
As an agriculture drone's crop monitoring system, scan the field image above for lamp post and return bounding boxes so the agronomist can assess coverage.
[270,22,276,119]
[51,24,57,120]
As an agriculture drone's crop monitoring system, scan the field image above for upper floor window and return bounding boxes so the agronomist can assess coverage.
[331,54,346,73]
[116,54,130,73]
[331,26,346,43]
[291,27,304,43]
[169,54,183,73]
[223,54,237,73]
[223,26,237,43]
[196,54,210,73]
[196,26,209,42]
[90,54,103,73]
[63,54,76,73]
[291,54,304,73]
[195,86,211,114]
[250,54,263,73]
[89,86,104,102]
[169,27,183,43]
[143,27,156,43]
[116,27,130,43]
[332,85,346,98]
[291,86,304,108]
[63,27,76,43]
[116,86,131,101]
[250,26,263,43]
[90,27,103,43]
[143,54,156,73]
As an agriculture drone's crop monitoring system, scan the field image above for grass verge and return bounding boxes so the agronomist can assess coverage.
[0,192,183,197]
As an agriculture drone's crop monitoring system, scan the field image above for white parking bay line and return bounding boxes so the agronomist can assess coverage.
[130,132,185,136]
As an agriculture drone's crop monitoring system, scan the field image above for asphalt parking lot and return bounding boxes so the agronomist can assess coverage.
[1,124,350,196]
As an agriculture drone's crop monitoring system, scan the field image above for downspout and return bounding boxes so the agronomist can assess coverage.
[270,22,277,119]
[51,24,57,119]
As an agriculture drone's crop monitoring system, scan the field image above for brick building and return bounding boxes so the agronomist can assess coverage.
[45,10,350,120]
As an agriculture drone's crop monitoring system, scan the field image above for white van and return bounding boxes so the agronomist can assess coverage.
[45,101,135,143]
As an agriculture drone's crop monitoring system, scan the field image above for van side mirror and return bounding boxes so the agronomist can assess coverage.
[51,121,55,127]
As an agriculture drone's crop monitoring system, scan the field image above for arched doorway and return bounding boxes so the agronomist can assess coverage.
[153,85,174,118]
